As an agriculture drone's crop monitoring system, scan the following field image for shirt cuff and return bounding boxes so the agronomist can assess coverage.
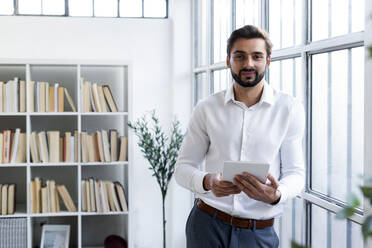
[276,184,288,204]
[193,170,209,194]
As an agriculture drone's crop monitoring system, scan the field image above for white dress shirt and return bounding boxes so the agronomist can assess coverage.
[175,81,305,220]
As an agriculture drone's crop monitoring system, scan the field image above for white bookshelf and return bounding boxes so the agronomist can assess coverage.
[0,59,133,248]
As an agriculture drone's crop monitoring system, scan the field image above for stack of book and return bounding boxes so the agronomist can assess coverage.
[28,81,76,112]
[0,128,26,164]
[29,130,79,163]
[0,218,27,247]
[80,78,118,112]
[80,130,128,163]
[30,177,77,214]
[0,184,15,215]
[82,178,127,213]
[0,78,26,113]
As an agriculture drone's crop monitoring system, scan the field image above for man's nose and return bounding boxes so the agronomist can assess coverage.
[244,57,254,68]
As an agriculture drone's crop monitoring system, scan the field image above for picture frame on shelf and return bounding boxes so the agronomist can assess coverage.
[40,224,70,248]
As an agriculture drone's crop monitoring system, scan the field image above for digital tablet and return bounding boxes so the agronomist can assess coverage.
[222,161,270,183]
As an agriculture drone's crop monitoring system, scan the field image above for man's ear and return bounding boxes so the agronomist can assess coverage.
[226,55,231,68]
[266,55,271,68]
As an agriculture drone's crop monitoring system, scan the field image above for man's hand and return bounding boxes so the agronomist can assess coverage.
[203,173,241,197]
[233,172,281,204]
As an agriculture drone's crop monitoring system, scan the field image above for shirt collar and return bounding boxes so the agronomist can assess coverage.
[224,80,275,106]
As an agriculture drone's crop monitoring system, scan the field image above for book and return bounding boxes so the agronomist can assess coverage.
[92,83,101,112]
[49,180,56,212]
[10,128,20,163]
[58,86,64,112]
[41,187,47,213]
[80,131,88,163]
[59,137,63,162]
[85,179,91,212]
[110,182,121,211]
[38,82,45,112]
[64,132,71,162]
[104,181,115,211]
[29,81,35,112]
[46,180,50,212]
[103,85,118,112]
[0,133,3,163]
[114,182,128,212]
[97,86,108,112]
[56,185,77,212]
[1,185,8,215]
[96,131,104,162]
[95,180,102,213]
[35,177,41,213]
[30,180,37,213]
[99,180,109,212]
[19,80,26,112]
[81,180,87,212]
[93,133,101,162]
[54,83,59,112]
[64,88,76,112]
[49,85,55,112]
[30,132,40,163]
[3,130,12,163]
[47,131,60,163]
[87,134,97,162]
[89,178,96,212]
[110,130,118,162]
[101,130,111,162]
[2,82,5,112]
[0,82,3,112]
[38,131,49,163]
[55,184,60,212]
[7,184,15,215]
[45,82,50,112]
[70,136,75,163]
[74,130,79,162]
[119,136,128,161]
[14,132,26,163]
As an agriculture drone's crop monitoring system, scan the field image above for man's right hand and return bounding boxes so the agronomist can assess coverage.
[203,173,242,197]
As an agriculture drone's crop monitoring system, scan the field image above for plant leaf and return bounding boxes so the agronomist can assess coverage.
[362,216,372,240]
[291,240,309,248]
[360,186,372,205]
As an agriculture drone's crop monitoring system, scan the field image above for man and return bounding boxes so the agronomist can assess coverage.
[175,25,305,248]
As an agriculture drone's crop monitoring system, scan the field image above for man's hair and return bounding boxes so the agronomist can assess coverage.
[226,25,273,57]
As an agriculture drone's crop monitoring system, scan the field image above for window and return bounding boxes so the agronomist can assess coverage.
[192,0,365,247]
[0,0,168,18]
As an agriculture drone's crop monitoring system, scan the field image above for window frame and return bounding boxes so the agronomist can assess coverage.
[1,0,169,18]
[192,0,365,246]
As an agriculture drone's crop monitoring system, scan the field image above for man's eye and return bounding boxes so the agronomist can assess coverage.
[254,55,263,59]
[235,55,244,60]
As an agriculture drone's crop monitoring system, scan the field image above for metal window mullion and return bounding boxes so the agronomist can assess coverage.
[232,0,236,31]
[279,0,283,49]
[142,0,144,17]
[209,0,214,65]
[14,0,18,15]
[191,0,197,107]
[117,0,120,17]
[92,0,95,17]
[262,0,269,31]
[65,0,69,16]
[346,48,352,248]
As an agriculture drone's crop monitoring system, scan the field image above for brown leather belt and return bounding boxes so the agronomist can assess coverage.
[196,199,274,229]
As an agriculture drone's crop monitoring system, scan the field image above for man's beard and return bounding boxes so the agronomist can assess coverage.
[231,68,265,88]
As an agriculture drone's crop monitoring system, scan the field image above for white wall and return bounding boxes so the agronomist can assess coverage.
[0,4,193,246]
[365,0,372,247]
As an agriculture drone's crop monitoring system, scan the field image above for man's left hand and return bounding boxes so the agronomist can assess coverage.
[233,172,281,204]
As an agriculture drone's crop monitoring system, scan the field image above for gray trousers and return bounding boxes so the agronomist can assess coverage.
[186,205,279,248]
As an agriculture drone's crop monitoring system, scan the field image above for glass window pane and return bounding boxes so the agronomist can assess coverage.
[213,0,231,63]
[235,0,260,29]
[144,0,166,18]
[195,73,208,105]
[94,0,117,17]
[269,57,303,101]
[311,48,364,203]
[269,0,303,49]
[42,0,65,15]
[120,0,142,17]
[0,0,13,15]
[195,0,208,67]
[69,0,93,17]
[19,0,41,15]
[312,0,364,41]
[275,198,306,247]
[212,69,230,94]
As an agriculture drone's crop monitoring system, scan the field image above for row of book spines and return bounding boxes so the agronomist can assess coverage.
[30,81,76,113]
[0,184,15,215]
[80,131,128,163]
[0,79,76,113]
[82,179,127,213]
[30,178,76,214]
[29,130,128,163]
[0,79,25,113]
[81,79,118,113]
[0,129,26,164]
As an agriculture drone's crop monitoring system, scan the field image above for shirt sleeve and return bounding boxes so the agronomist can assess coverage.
[277,100,306,204]
[174,102,211,194]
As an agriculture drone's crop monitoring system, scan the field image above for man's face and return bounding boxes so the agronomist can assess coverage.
[227,38,271,88]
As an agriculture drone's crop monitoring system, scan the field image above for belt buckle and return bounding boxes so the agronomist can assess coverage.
[230,216,234,226]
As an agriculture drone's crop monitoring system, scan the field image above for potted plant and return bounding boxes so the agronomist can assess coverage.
[128,110,184,248]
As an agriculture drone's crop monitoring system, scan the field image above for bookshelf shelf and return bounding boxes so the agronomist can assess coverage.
[0,60,132,248]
